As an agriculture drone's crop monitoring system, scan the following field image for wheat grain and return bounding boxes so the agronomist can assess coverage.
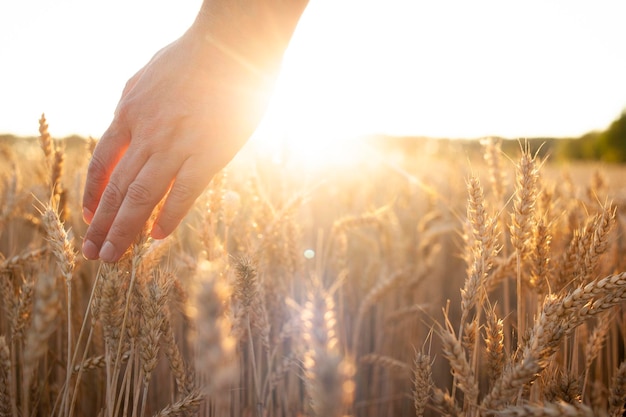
[161,316,193,396]
[73,351,130,373]
[99,263,126,356]
[583,312,612,394]
[38,114,52,161]
[139,271,170,384]
[583,202,616,280]
[302,287,354,417]
[51,146,65,202]
[510,145,539,259]
[510,145,539,344]
[608,361,626,417]
[484,305,505,388]
[440,325,479,410]
[152,388,203,417]
[412,351,433,417]
[543,370,580,404]
[0,248,47,274]
[190,259,237,410]
[484,271,626,409]
[529,219,552,294]
[137,270,171,416]
[431,387,463,417]
[481,137,507,205]
[12,278,34,342]
[492,400,594,417]
[0,336,11,417]
[462,175,500,321]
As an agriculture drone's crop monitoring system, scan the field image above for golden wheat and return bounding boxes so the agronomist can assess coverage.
[1,119,626,416]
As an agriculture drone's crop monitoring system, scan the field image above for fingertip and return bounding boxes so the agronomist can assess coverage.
[82,239,99,260]
[150,223,168,240]
[99,241,119,263]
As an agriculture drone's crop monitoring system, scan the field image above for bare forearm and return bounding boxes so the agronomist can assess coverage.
[193,0,309,74]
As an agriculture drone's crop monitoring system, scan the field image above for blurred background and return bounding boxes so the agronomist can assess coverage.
[1,0,625,161]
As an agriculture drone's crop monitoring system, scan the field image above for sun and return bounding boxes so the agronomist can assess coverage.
[251,78,368,170]
[249,3,391,169]
[251,61,369,169]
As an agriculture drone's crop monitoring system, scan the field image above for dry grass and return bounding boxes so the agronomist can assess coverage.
[1,119,626,416]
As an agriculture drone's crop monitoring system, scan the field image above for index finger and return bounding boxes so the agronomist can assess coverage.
[82,122,130,224]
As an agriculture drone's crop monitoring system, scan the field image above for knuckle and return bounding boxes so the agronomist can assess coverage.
[155,207,179,228]
[169,180,201,204]
[108,222,136,243]
[122,77,135,93]
[126,181,155,206]
[114,98,136,122]
[86,154,108,182]
[85,223,109,242]
[99,181,125,211]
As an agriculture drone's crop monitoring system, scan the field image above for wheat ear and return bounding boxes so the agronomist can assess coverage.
[484,304,505,389]
[582,312,612,396]
[509,145,539,345]
[431,387,463,417]
[481,137,507,205]
[440,322,479,411]
[190,259,237,413]
[608,361,626,417]
[302,286,354,417]
[138,270,171,417]
[41,200,76,417]
[0,336,11,417]
[151,389,204,417]
[38,113,52,161]
[493,401,594,417]
[412,351,433,417]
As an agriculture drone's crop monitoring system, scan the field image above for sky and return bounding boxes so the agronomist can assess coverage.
[1,0,625,142]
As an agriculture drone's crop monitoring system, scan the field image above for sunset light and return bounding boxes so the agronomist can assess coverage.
[1,1,625,142]
[3,2,626,416]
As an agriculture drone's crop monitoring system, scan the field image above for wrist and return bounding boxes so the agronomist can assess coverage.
[190,1,308,76]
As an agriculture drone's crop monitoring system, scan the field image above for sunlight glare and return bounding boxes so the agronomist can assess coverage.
[251,1,390,169]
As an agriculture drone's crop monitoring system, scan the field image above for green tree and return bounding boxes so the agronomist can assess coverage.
[555,132,600,161]
[597,111,626,162]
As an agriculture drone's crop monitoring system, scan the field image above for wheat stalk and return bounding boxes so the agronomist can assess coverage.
[23,270,60,416]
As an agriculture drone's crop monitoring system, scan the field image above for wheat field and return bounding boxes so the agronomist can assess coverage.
[1,116,626,417]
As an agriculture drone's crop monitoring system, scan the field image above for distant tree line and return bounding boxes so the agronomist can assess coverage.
[3,110,625,164]
[555,111,626,162]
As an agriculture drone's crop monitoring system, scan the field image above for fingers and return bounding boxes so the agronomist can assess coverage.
[82,123,130,224]
[82,144,148,260]
[151,155,215,240]
[82,150,179,262]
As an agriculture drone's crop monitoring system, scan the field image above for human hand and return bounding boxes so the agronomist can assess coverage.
[81,20,280,262]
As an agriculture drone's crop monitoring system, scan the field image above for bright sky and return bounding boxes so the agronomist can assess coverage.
[1,0,625,141]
